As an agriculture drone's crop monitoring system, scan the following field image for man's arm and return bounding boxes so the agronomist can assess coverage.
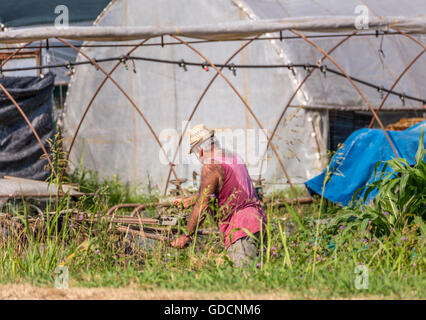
[173,194,197,209]
[171,163,223,248]
[186,164,223,235]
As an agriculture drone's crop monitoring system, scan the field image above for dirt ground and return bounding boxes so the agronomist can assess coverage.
[0,284,299,300]
[0,284,395,300]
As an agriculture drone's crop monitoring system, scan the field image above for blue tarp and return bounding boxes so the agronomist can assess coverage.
[305,121,426,206]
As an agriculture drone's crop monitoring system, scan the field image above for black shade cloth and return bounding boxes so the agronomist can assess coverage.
[0,72,55,180]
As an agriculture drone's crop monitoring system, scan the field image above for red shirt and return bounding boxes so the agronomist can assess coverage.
[209,150,267,249]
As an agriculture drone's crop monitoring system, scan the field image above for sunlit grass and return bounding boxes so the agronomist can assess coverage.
[0,177,424,298]
[0,130,424,298]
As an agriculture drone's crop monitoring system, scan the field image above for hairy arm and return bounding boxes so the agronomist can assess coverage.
[171,162,224,248]
[173,194,198,208]
[186,163,224,235]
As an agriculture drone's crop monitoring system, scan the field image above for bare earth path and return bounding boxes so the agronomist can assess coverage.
[0,284,297,299]
[0,284,401,300]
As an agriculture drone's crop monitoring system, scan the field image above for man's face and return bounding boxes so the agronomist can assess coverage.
[196,147,203,160]
[192,146,204,163]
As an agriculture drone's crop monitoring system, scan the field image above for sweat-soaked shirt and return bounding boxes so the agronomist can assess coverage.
[207,150,267,249]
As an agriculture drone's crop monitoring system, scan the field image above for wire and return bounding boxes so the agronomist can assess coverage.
[0,54,424,105]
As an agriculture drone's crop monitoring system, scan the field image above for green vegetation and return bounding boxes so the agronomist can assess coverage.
[0,132,424,299]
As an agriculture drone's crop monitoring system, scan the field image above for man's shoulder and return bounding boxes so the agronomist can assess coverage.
[201,161,224,178]
[202,161,223,171]
[203,160,222,165]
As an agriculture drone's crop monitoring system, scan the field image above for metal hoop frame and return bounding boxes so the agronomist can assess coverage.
[1,27,424,205]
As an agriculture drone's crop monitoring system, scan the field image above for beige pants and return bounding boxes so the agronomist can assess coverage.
[226,232,261,268]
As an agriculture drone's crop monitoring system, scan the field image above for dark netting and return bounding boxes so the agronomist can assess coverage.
[0,72,55,180]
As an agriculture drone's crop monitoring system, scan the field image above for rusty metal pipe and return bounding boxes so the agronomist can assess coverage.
[56,37,181,189]
[0,41,33,69]
[390,27,426,49]
[368,27,426,128]
[290,29,399,158]
[130,204,148,217]
[79,215,159,225]
[106,201,172,216]
[257,32,356,181]
[65,38,151,163]
[115,225,170,242]
[368,47,426,128]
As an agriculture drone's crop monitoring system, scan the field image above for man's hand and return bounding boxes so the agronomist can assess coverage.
[173,196,196,209]
[171,234,191,249]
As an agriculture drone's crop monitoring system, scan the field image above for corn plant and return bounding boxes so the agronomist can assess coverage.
[330,128,425,237]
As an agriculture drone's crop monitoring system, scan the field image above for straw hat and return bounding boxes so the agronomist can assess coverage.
[189,124,215,154]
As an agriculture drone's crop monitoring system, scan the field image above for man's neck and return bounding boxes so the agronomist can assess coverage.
[201,147,220,163]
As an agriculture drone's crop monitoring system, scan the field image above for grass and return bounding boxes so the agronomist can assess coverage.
[0,188,424,298]
[0,134,424,299]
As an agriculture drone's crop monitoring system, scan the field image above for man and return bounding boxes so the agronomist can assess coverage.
[171,124,267,268]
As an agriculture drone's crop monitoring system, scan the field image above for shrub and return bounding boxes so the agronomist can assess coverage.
[329,128,425,237]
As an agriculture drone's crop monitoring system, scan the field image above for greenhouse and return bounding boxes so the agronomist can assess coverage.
[0,0,425,196]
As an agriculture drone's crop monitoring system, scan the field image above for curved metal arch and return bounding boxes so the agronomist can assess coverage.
[257,31,357,182]
[163,36,260,196]
[170,35,302,211]
[0,42,33,69]
[56,37,181,186]
[368,47,426,128]
[65,38,151,162]
[368,27,426,128]
[290,29,399,158]
[390,27,426,49]
[357,1,423,99]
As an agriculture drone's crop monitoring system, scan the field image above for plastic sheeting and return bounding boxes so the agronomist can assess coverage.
[0,177,84,207]
[42,39,83,85]
[240,0,426,111]
[1,16,426,43]
[0,40,83,84]
[305,121,426,206]
[61,0,424,192]
[0,72,55,180]
[63,0,331,191]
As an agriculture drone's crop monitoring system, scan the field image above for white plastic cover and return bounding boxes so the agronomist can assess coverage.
[62,0,425,193]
